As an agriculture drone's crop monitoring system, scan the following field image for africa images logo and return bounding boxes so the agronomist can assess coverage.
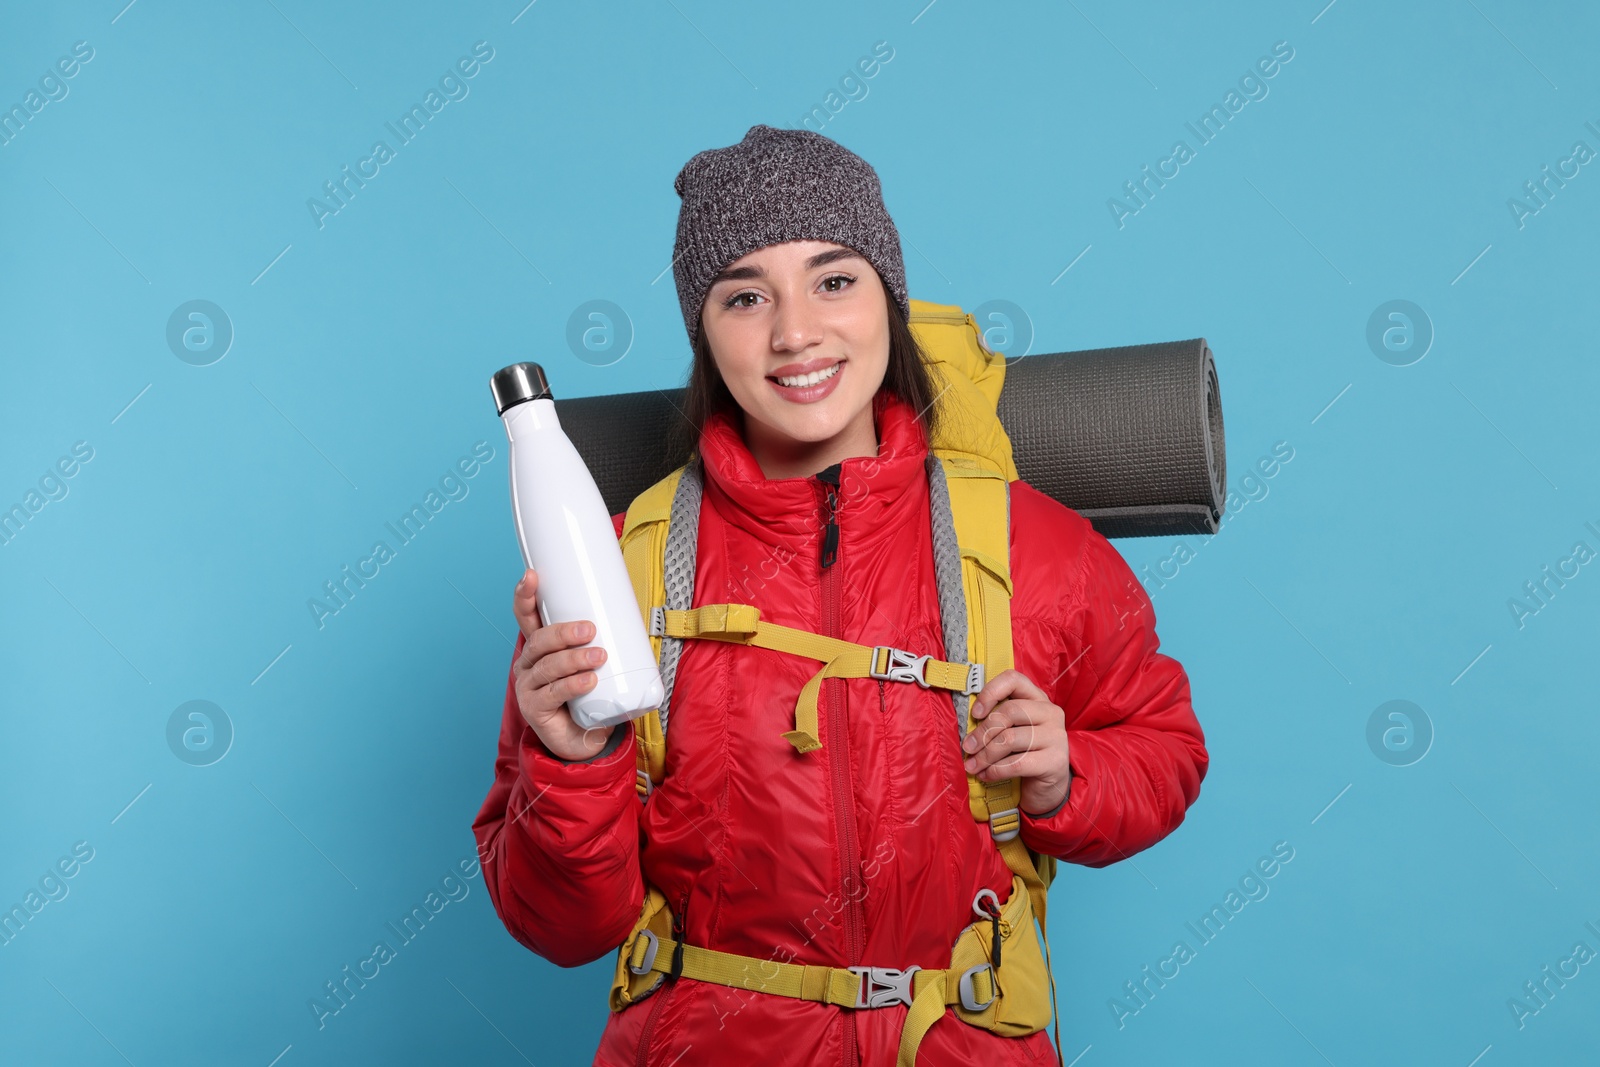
[306,42,495,230]
[1107,40,1295,229]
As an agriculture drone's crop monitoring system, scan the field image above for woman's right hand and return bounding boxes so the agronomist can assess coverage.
[511,568,615,761]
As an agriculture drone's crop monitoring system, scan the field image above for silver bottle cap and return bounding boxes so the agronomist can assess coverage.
[490,362,553,415]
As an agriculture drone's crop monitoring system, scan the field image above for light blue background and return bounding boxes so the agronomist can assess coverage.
[3,1,1597,1064]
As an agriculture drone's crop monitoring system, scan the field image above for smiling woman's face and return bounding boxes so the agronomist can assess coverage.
[699,238,890,480]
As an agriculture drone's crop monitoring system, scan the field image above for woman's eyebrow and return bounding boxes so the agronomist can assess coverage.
[709,247,863,285]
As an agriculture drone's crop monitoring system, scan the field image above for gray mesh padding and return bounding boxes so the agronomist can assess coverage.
[655,459,702,738]
[926,456,973,741]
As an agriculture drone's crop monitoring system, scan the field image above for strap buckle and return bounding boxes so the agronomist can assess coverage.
[848,964,922,1008]
[988,806,1021,843]
[958,963,997,1011]
[963,661,985,696]
[869,646,932,688]
[635,768,654,798]
[627,929,660,976]
[649,606,666,637]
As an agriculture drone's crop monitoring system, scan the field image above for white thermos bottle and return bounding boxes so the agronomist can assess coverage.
[490,362,664,731]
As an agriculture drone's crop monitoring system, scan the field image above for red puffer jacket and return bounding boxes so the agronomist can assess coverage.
[473,389,1208,1066]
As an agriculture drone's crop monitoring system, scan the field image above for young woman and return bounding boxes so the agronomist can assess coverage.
[474,125,1209,1066]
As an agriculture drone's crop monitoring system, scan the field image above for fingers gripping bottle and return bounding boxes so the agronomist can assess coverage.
[490,362,664,731]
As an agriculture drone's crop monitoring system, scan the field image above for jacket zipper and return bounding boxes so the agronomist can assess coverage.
[817,463,863,1067]
[635,891,689,1067]
[634,979,672,1067]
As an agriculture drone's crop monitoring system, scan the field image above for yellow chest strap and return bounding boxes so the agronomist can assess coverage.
[648,602,984,754]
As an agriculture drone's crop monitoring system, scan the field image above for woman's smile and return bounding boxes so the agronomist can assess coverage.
[766,357,847,403]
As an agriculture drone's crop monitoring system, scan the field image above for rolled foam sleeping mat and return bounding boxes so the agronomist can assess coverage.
[998,338,1225,539]
[557,337,1226,540]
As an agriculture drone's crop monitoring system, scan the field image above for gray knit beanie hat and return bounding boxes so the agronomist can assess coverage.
[671,124,909,347]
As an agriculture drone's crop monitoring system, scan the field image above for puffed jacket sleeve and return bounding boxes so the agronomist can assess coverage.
[471,512,646,967]
[1019,527,1209,867]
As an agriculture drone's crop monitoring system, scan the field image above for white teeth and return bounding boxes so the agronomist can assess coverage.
[775,363,841,388]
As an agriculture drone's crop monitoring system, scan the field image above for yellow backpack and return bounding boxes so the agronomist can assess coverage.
[609,299,1063,1067]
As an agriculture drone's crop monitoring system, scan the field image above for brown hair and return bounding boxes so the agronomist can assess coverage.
[668,277,942,463]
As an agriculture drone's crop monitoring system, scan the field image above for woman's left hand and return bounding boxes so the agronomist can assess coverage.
[962,669,1072,816]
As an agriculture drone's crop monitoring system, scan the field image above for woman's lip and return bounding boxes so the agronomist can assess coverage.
[767,359,845,403]
[767,357,845,380]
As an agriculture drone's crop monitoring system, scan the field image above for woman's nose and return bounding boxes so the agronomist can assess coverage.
[771,295,823,351]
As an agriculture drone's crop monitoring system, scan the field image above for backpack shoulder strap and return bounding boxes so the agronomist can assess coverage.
[934,457,1060,881]
[932,458,1023,839]
[932,453,1063,1063]
[619,459,703,797]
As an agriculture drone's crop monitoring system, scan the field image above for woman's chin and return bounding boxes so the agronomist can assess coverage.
[748,404,850,449]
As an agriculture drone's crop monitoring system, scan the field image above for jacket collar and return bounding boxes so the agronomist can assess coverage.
[697,389,930,559]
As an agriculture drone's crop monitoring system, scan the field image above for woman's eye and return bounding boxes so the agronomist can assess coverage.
[723,291,760,309]
[821,274,855,293]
